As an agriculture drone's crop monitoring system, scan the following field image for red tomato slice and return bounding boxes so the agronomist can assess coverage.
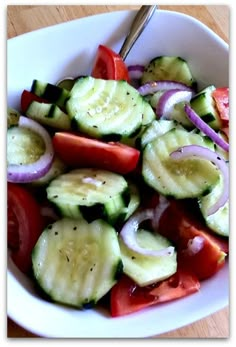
[91,44,130,82]
[157,198,228,280]
[52,132,140,174]
[212,87,229,126]
[8,183,44,274]
[110,269,200,317]
[21,90,50,114]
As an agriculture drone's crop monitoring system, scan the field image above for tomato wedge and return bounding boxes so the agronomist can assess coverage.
[7,183,44,273]
[212,87,229,127]
[157,198,228,280]
[21,90,50,114]
[110,269,200,317]
[91,44,130,81]
[52,132,140,174]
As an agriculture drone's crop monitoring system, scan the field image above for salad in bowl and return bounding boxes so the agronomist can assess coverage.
[7,8,229,337]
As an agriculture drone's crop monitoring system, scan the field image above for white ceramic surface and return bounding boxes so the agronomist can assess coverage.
[7,9,229,338]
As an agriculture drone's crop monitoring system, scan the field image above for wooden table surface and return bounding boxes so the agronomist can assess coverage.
[7,5,229,339]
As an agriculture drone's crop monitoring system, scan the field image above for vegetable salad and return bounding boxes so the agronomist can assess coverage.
[7,44,229,317]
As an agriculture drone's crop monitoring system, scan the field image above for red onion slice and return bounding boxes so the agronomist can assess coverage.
[151,195,170,231]
[7,116,54,183]
[138,80,193,96]
[128,64,145,79]
[185,236,205,256]
[120,209,175,257]
[170,145,229,216]
[156,90,193,119]
[184,104,229,152]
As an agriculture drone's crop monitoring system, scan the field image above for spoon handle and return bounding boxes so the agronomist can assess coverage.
[119,5,157,60]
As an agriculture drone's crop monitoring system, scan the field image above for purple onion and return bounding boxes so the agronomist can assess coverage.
[120,208,175,257]
[170,144,229,216]
[156,89,193,119]
[138,80,194,96]
[184,104,229,152]
[8,116,54,183]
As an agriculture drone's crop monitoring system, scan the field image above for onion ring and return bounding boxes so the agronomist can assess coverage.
[7,116,54,183]
[184,104,229,152]
[170,144,229,216]
[120,209,175,257]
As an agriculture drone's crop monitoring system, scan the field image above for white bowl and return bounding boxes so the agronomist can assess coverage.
[7,9,229,338]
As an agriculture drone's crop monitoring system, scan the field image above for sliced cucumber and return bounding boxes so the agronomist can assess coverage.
[190,85,222,130]
[31,79,70,108]
[66,76,155,141]
[199,174,229,237]
[215,131,229,162]
[123,181,140,221]
[168,101,194,127]
[141,119,180,148]
[119,229,177,286]
[7,125,45,166]
[141,56,196,88]
[57,78,76,91]
[149,90,165,108]
[142,128,220,199]
[25,101,71,130]
[150,91,193,128]
[47,168,130,225]
[32,218,123,308]
[31,156,67,186]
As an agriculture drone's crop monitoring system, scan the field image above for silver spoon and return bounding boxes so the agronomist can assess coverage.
[119,5,157,60]
[57,5,157,87]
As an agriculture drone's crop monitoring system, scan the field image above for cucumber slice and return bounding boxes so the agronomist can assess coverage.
[150,90,193,128]
[119,229,177,286]
[141,119,180,148]
[142,128,220,199]
[31,156,67,186]
[57,78,76,91]
[32,218,123,308]
[123,182,140,221]
[190,85,222,130]
[31,79,70,108]
[25,101,71,130]
[47,168,130,225]
[66,76,155,141]
[7,125,45,166]
[199,174,229,237]
[141,56,196,88]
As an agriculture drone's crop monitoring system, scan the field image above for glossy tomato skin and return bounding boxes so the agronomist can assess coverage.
[91,44,130,82]
[212,87,229,127]
[110,269,200,317]
[52,132,140,174]
[7,183,44,274]
[157,198,228,280]
[21,90,50,114]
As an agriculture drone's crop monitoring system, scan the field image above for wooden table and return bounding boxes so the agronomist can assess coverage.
[7,5,229,338]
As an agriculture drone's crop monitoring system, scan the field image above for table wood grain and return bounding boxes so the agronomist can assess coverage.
[7,5,229,339]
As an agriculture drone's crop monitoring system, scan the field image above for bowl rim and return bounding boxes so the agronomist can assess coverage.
[7,8,229,338]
